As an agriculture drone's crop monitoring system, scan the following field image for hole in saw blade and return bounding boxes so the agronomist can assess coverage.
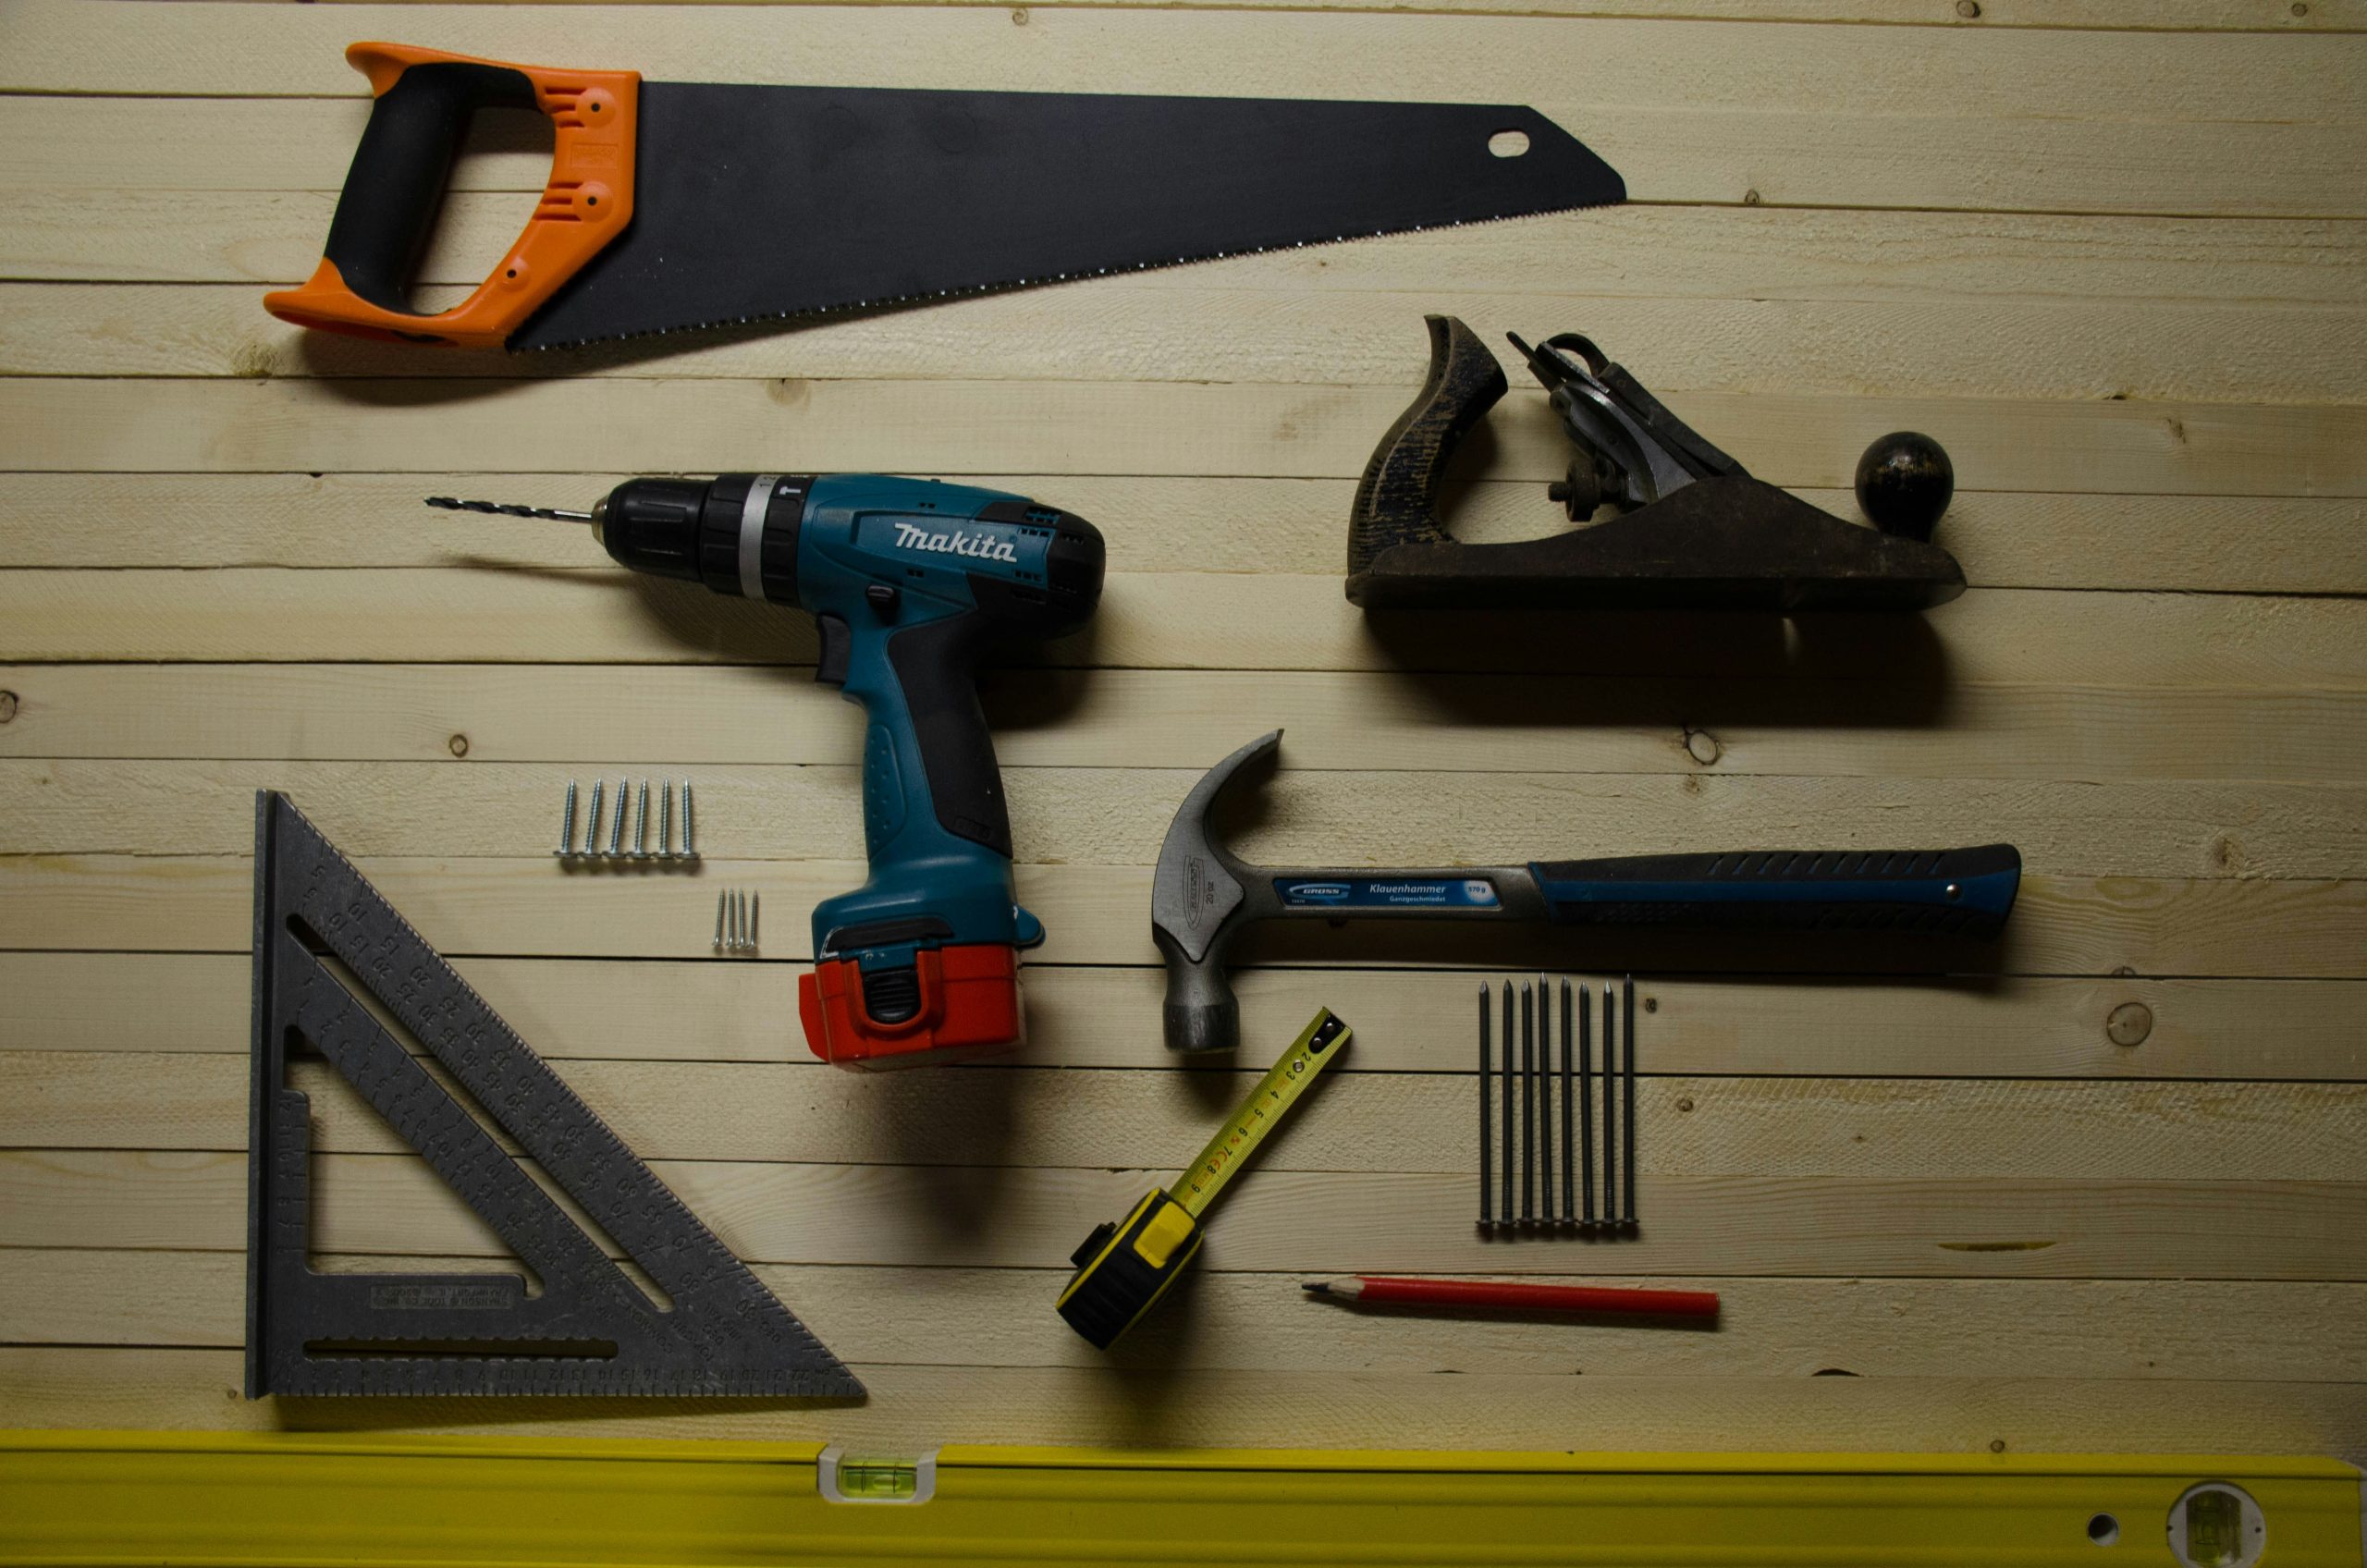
[1488,129,1530,158]
[284,913,674,1316]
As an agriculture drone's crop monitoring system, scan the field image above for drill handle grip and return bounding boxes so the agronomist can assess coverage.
[870,611,1013,861]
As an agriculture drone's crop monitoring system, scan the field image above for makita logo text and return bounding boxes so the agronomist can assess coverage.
[893,521,1020,563]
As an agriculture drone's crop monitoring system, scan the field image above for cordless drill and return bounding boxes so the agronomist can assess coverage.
[431,474,1104,1070]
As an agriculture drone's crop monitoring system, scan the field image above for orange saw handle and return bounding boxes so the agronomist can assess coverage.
[264,43,639,348]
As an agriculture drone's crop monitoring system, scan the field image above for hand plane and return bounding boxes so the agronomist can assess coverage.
[1344,315,1966,613]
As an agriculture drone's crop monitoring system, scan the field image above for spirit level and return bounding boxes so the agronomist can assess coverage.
[2,1434,2356,1567]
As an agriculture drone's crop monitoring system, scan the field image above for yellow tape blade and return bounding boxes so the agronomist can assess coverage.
[1170,1008,1350,1219]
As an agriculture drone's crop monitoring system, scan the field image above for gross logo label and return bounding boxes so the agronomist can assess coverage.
[1276,877,1502,909]
[892,521,1021,563]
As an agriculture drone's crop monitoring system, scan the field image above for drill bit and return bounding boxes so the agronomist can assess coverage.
[584,779,606,860]
[424,496,595,522]
[1478,985,1492,1232]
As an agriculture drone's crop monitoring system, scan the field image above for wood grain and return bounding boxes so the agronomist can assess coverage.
[6,662,2367,781]
[8,953,2361,1079]
[13,1250,2367,1382]
[8,757,2364,878]
[12,5,2360,122]
[3,1147,2358,1278]
[14,476,2362,596]
[7,378,2362,497]
[6,577,2365,703]
[7,854,2365,975]
[11,284,2367,407]
[4,1348,2362,1456]
[10,1051,2362,1182]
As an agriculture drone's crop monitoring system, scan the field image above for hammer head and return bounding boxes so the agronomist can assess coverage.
[1150,729,1282,1054]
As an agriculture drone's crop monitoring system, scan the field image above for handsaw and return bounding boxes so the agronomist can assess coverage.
[246,790,861,1398]
[264,43,1626,351]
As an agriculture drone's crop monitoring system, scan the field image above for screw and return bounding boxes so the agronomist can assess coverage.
[607,778,627,857]
[714,890,729,951]
[632,779,651,858]
[748,891,759,952]
[657,780,675,860]
[681,782,699,861]
[554,779,578,858]
[584,780,606,860]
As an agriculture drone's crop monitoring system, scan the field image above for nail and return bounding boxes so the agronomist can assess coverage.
[1520,982,1535,1226]
[1500,982,1514,1223]
[1601,985,1618,1228]
[1624,974,1637,1230]
[1578,985,1594,1226]
[1561,977,1575,1226]
[1478,985,1491,1231]
[1537,975,1553,1223]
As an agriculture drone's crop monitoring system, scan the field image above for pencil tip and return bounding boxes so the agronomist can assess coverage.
[1301,1281,1331,1294]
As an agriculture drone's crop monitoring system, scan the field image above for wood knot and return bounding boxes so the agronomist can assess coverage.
[2106,1002,2152,1047]
[0,691,16,724]
[1683,727,1722,766]
[448,733,470,758]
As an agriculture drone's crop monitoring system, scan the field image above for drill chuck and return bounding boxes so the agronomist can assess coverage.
[592,473,808,606]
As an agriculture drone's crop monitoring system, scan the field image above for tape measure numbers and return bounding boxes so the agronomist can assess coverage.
[1058,1009,1350,1349]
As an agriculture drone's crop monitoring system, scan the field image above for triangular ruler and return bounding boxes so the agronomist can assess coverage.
[245,790,862,1398]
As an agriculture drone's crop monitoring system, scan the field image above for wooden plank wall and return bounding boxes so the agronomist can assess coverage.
[2,0,2363,1460]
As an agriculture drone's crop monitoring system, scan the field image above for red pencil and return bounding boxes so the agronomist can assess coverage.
[1301,1276,1719,1318]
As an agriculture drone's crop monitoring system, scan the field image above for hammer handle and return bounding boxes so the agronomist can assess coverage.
[1530,844,2019,935]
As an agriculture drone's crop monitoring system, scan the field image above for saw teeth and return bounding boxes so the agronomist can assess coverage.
[518,202,1595,352]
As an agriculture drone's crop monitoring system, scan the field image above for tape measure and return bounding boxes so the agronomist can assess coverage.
[1057,1008,1351,1349]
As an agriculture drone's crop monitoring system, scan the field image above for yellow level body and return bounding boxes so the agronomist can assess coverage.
[2,1432,2360,1567]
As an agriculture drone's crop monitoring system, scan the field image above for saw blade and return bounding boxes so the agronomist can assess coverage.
[511,82,1624,350]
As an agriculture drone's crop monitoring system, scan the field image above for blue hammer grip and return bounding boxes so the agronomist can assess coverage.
[1529,844,2020,935]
